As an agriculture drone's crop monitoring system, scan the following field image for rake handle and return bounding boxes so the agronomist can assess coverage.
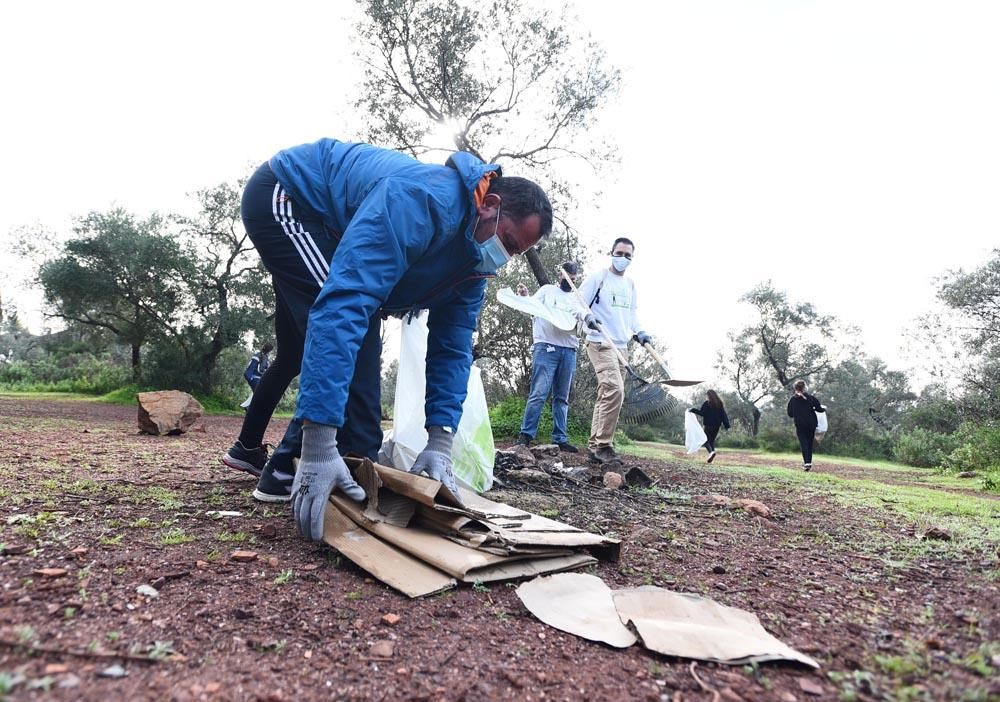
[558,268,631,368]
[641,340,671,378]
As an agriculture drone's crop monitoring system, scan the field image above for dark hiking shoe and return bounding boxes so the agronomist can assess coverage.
[221,441,268,478]
[588,445,617,463]
[803,463,812,472]
[707,450,717,464]
[514,433,532,447]
[557,441,579,454]
[252,462,294,503]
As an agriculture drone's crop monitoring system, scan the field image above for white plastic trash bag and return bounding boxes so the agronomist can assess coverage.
[381,312,494,493]
[815,408,828,441]
[684,410,707,454]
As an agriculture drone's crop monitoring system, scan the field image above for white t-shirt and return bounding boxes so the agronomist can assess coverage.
[529,284,588,348]
[577,269,642,349]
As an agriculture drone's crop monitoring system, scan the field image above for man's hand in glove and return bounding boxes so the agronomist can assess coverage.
[292,423,366,542]
[583,313,602,331]
[634,331,652,346]
[410,426,461,497]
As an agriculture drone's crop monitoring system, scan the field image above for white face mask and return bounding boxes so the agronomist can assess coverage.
[611,254,631,272]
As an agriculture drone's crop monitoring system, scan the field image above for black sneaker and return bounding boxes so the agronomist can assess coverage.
[221,441,268,478]
[803,463,812,472]
[707,450,716,464]
[253,462,295,503]
[557,441,579,454]
[588,445,617,463]
[514,433,532,447]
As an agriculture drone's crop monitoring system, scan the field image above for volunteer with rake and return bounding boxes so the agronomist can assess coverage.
[578,237,654,463]
[221,138,552,541]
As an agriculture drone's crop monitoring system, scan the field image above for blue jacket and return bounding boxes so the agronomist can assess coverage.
[270,139,500,430]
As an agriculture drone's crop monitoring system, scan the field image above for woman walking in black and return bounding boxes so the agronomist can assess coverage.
[690,389,730,463]
[787,379,825,471]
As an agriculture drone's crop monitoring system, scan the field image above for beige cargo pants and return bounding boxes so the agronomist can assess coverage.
[585,341,625,449]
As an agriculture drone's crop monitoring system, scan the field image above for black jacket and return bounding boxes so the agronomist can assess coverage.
[690,401,730,430]
[787,393,824,429]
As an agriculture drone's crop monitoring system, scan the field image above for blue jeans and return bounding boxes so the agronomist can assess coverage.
[520,343,577,444]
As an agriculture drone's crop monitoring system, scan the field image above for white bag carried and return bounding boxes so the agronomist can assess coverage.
[380,312,495,493]
[815,408,828,442]
[684,410,708,454]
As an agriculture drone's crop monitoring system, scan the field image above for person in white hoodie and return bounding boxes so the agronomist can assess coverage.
[577,237,652,462]
[513,261,598,453]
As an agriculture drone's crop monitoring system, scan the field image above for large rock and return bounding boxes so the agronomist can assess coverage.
[137,391,204,435]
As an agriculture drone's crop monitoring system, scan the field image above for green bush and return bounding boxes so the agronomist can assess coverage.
[940,422,1000,477]
[488,395,588,445]
[0,355,130,395]
[892,428,959,468]
[716,431,759,449]
[757,427,800,453]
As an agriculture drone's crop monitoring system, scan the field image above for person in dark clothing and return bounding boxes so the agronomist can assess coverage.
[689,389,730,463]
[239,342,274,410]
[787,379,825,471]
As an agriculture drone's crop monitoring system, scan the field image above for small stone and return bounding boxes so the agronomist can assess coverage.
[301,563,319,571]
[230,550,258,562]
[382,613,401,626]
[70,547,89,558]
[196,560,209,568]
[720,688,745,702]
[921,527,951,541]
[45,663,69,675]
[16,596,31,605]
[732,498,772,519]
[712,565,727,574]
[370,640,395,658]
[396,667,410,675]
[303,650,312,660]
[98,664,128,678]
[205,682,222,693]
[624,466,653,488]
[111,603,124,613]
[603,472,624,490]
[797,677,824,696]
[58,674,81,689]
[693,494,733,507]
[990,654,1000,668]
[190,684,205,695]
[260,524,278,539]
[957,471,976,478]
[777,693,797,702]
[34,568,68,578]
[267,556,279,568]
[136,585,160,599]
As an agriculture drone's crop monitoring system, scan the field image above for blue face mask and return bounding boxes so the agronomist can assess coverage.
[611,254,631,272]
[474,207,512,274]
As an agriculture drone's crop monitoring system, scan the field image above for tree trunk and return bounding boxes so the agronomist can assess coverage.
[751,406,761,437]
[524,249,550,286]
[131,344,141,382]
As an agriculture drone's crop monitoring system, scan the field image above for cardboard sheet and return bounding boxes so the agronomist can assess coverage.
[516,573,638,648]
[613,587,819,667]
[322,503,455,597]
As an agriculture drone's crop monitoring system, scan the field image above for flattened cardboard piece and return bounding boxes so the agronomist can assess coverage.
[612,587,820,668]
[357,459,418,527]
[516,573,638,648]
[322,503,455,598]
[345,457,463,508]
[464,553,596,583]
[332,494,596,582]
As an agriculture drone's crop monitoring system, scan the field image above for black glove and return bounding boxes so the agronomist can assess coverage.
[634,331,652,346]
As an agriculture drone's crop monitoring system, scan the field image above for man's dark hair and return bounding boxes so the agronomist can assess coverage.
[488,177,553,240]
[561,261,579,277]
[612,237,634,251]
[262,342,274,354]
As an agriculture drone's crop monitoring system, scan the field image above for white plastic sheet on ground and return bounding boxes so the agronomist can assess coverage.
[496,287,578,331]
[685,410,707,454]
[815,408,828,441]
[379,312,494,493]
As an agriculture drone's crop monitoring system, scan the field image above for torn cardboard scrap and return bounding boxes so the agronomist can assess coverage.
[516,574,819,668]
[322,458,619,597]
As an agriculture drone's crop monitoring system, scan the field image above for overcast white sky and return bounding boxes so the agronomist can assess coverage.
[1,1,996,386]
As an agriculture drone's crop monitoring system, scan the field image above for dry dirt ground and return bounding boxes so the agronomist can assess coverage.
[0,397,997,701]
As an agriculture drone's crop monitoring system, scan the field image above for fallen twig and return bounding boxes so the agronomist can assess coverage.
[0,638,160,664]
[689,662,720,702]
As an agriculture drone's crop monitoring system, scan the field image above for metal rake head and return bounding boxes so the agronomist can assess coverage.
[619,374,677,425]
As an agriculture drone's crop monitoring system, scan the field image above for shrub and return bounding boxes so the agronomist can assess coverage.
[0,354,130,395]
[756,427,799,453]
[488,395,588,444]
[940,422,1000,476]
[892,428,959,468]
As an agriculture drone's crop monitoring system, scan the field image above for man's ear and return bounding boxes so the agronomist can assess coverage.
[478,192,502,217]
